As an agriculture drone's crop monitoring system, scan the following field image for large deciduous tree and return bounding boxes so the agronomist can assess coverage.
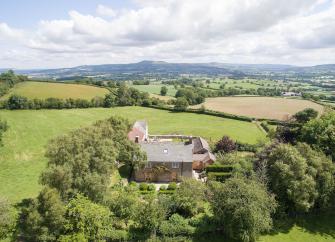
[41,116,146,202]
[257,143,335,213]
[208,178,277,242]
[300,112,335,160]
[0,196,17,240]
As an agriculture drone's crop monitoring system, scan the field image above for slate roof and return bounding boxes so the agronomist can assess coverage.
[192,137,210,153]
[140,142,193,163]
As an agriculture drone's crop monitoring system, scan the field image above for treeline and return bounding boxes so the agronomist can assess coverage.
[0,85,165,110]
[0,70,28,97]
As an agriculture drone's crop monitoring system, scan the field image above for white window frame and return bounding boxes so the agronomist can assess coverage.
[172,162,179,168]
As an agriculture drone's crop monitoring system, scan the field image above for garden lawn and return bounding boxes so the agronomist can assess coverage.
[0,106,265,202]
[0,81,109,100]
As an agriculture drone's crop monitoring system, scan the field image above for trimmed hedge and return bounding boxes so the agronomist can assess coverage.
[236,141,258,152]
[207,172,232,182]
[206,165,234,173]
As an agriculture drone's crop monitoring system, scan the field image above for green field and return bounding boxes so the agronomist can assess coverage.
[0,106,265,202]
[0,81,110,100]
[132,84,177,96]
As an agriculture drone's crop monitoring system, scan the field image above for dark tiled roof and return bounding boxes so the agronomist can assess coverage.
[140,142,193,163]
[192,137,210,153]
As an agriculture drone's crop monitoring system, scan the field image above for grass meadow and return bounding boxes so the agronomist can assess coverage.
[0,106,265,202]
[0,81,110,100]
[132,84,177,96]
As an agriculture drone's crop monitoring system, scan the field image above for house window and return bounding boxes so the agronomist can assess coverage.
[145,162,152,168]
[172,162,179,168]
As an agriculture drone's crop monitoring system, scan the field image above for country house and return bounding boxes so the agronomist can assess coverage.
[128,121,215,182]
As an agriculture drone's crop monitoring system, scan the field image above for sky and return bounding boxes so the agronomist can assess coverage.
[0,0,335,69]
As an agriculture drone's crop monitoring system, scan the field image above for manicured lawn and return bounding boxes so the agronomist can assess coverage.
[0,81,109,100]
[132,84,177,96]
[259,213,335,242]
[0,106,265,202]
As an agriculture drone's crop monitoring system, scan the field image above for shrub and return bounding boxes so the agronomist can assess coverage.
[147,184,156,191]
[159,214,195,236]
[206,164,234,173]
[168,182,177,190]
[207,172,232,182]
[215,136,236,153]
[129,181,137,187]
[139,183,149,191]
[159,185,167,191]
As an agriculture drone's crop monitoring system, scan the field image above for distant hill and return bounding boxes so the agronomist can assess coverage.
[2,61,335,79]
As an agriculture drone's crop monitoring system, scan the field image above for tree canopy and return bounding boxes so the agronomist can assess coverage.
[41,116,146,202]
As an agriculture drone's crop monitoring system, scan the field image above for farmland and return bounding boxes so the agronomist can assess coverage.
[0,106,266,202]
[195,97,324,120]
[0,81,109,100]
[132,84,177,96]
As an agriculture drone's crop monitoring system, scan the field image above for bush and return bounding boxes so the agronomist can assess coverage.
[236,141,258,152]
[139,183,149,191]
[147,184,156,191]
[207,172,232,182]
[129,181,137,187]
[168,182,177,190]
[160,185,167,191]
[206,164,234,173]
[159,214,195,236]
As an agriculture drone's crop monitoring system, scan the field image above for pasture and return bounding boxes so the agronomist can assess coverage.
[132,84,177,96]
[196,97,324,120]
[0,106,265,202]
[0,81,109,100]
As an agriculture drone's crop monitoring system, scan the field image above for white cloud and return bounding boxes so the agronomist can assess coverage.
[0,22,24,40]
[96,4,117,17]
[1,0,335,68]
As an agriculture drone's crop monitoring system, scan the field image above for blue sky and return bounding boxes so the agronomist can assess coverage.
[0,0,334,68]
[0,0,133,28]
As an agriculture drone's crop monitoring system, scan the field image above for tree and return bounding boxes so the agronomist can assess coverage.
[41,116,146,202]
[208,178,277,242]
[17,187,66,242]
[215,136,237,153]
[174,97,189,111]
[258,144,334,212]
[134,195,166,235]
[300,112,335,160]
[64,194,111,241]
[160,86,168,96]
[296,143,335,210]
[6,94,28,109]
[106,187,139,225]
[0,196,17,240]
[171,178,206,217]
[294,108,318,123]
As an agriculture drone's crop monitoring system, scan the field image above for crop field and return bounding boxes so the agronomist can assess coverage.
[0,81,110,100]
[132,84,177,96]
[195,97,324,120]
[0,106,266,202]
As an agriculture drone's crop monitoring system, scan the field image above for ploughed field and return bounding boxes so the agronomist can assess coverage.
[0,106,266,202]
[196,97,324,120]
[0,81,110,100]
